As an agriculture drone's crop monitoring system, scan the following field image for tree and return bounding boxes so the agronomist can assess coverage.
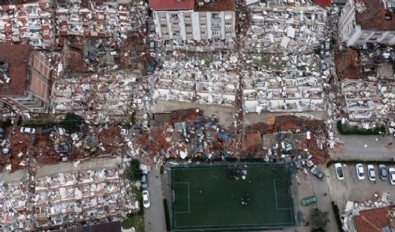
[61,113,83,133]
[127,159,141,181]
[310,208,330,230]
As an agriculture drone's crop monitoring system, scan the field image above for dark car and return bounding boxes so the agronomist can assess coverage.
[310,167,325,181]
[0,127,4,138]
[146,60,157,75]
[379,164,388,180]
[55,141,73,153]
[301,196,317,206]
[141,174,148,189]
[42,127,56,135]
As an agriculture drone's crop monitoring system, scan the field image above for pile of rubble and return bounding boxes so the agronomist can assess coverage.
[0,2,54,49]
[33,168,133,229]
[153,51,241,106]
[244,0,329,53]
[336,45,395,122]
[55,0,147,39]
[52,70,142,123]
[0,179,31,231]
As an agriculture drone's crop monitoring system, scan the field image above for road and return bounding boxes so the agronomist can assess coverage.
[332,134,395,161]
[144,167,167,232]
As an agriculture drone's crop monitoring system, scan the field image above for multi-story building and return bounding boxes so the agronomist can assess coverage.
[338,0,395,46]
[0,44,51,115]
[150,0,235,42]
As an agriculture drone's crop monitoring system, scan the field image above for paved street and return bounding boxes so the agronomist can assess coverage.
[332,134,395,161]
[295,169,337,232]
[144,167,167,232]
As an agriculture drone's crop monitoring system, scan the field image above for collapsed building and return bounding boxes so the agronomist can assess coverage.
[0,158,138,232]
[335,46,395,123]
[51,70,143,123]
[0,1,55,49]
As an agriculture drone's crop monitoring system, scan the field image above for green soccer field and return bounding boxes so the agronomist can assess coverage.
[171,164,295,231]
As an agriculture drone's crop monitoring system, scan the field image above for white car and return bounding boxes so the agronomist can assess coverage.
[389,168,395,185]
[367,165,376,181]
[334,163,344,180]
[142,190,151,208]
[20,127,36,134]
[356,164,365,180]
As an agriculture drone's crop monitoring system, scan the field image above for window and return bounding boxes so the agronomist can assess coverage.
[171,14,178,18]
[185,23,192,27]
[225,31,232,34]
[225,22,232,26]
[163,32,169,36]
[201,22,206,26]
[159,15,166,20]
[187,32,192,35]
[173,31,180,35]
[201,31,206,35]
[200,14,206,19]
[212,13,219,19]
[212,30,220,36]
[185,15,191,19]
[161,24,167,28]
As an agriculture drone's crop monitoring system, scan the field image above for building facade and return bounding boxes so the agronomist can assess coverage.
[150,0,235,42]
[338,0,395,46]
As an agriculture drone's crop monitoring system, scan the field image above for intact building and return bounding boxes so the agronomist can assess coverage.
[338,0,395,46]
[150,0,236,42]
[0,44,51,114]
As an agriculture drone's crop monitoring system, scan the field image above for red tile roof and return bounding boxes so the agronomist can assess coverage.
[356,0,395,30]
[0,44,31,96]
[149,0,195,11]
[354,206,395,232]
[312,0,331,6]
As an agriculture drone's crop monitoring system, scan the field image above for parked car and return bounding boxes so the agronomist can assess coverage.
[301,196,317,206]
[389,168,395,185]
[367,165,376,181]
[334,163,344,180]
[379,164,388,180]
[310,167,325,181]
[142,190,151,208]
[20,127,36,134]
[149,40,156,53]
[356,164,365,180]
[0,127,5,138]
[141,174,148,189]
[42,127,56,135]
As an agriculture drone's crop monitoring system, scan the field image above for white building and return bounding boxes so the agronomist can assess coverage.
[338,0,395,46]
[149,0,235,42]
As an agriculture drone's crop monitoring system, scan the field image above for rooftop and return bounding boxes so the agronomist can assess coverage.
[195,0,235,11]
[149,0,195,11]
[312,0,332,6]
[356,0,395,31]
[354,206,395,232]
[335,48,361,80]
[0,44,31,96]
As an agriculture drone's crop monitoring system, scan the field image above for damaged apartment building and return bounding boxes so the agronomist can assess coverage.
[150,0,236,50]
[0,44,52,116]
[336,0,395,123]
[241,0,333,114]
[338,0,395,46]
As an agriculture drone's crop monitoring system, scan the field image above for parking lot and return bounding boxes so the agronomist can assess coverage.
[327,163,395,209]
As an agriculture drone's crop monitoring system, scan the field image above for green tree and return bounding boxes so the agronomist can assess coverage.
[127,159,141,181]
[310,208,330,230]
[61,113,83,133]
